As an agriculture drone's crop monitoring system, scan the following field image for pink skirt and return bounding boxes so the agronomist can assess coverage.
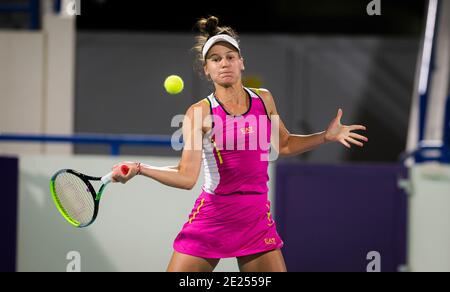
[173,190,284,259]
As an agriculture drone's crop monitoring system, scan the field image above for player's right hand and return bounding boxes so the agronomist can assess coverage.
[111,162,139,184]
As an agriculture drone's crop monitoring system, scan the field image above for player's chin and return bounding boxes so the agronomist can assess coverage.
[217,77,238,87]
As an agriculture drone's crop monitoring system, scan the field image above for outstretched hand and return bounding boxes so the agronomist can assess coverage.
[324,108,368,148]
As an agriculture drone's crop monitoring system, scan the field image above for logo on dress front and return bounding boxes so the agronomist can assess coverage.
[240,126,254,135]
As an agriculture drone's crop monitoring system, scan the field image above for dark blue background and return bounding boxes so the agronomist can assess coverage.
[0,157,18,272]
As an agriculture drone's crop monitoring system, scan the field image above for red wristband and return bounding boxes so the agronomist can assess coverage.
[136,162,141,175]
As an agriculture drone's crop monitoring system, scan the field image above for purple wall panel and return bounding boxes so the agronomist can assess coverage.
[275,163,407,272]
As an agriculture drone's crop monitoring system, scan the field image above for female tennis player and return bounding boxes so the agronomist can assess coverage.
[111,16,368,272]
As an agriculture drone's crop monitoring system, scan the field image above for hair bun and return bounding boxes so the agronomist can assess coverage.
[197,16,219,36]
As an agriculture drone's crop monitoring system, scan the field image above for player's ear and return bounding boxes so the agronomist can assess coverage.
[241,57,245,71]
[204,68,212,81]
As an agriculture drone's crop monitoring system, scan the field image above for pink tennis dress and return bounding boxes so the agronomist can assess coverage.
[173,87,284,258]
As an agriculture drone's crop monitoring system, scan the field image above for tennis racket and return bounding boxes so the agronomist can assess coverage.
[50,165,130,228]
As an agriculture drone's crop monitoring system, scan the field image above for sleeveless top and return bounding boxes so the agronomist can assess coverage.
[201,87,272,195]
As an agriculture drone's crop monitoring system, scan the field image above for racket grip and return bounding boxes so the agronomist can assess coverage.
[101,172,114,185]
[101,165,130,185]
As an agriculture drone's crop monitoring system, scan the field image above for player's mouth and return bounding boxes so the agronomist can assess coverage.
[219,71,233,76]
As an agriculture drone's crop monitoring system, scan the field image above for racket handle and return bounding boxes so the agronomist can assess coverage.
[101,165,130,185]
[101,172,114,185]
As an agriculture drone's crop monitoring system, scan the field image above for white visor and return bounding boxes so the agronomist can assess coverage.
[202,34,240,60]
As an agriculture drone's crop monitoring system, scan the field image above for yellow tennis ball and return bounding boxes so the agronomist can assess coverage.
[164,75,184,94]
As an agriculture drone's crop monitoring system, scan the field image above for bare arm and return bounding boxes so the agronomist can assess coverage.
[112,103,205,190]
[258,89,368,157]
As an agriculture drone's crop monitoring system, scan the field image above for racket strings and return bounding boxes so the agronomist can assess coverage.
[54,172,95,225]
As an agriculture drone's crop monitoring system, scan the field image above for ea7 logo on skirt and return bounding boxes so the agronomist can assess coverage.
[264,238,276,245]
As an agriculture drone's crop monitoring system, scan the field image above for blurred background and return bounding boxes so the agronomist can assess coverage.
[1,0,449,272]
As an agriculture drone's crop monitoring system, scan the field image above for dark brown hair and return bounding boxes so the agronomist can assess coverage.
[192,16,240,74]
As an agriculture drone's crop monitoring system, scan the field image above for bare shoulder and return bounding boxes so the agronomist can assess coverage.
[186,98,211,118]
[185,98,212,133]
[250,88,276,115]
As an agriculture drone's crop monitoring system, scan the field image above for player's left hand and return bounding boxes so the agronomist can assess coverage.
[324,108,368,148]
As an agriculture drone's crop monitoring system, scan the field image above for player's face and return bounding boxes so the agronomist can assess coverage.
[204,42,244,87]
